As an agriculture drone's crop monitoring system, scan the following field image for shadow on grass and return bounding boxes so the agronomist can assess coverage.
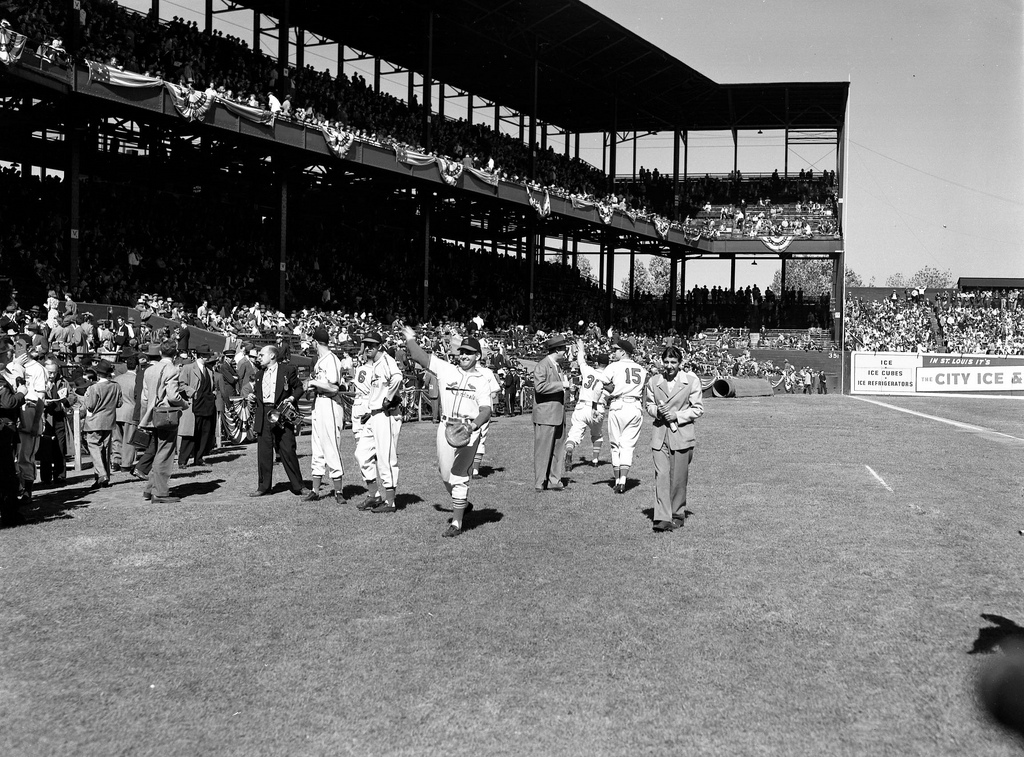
[173,479,226,498]
[640,507,695,524]
[970,614,1024,654]
[475,465,504,478]
[463,506,503,533]
[201,453,244,464]
[342,484,368,500]
[16,483,97,524]
[395,493,424,510]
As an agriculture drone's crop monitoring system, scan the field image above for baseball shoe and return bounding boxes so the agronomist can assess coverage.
[129,468,147,481]
[672,515,686,528]
[442,524,462,538]
[357,496,382,511]
[151,496,181,504]
[302,490,321,502]
[591,459,599,467]
[653,520,676,532]
[371,503,397,513]
[614,483,625,494]
[472,469,480,479]
[329,491,345,503]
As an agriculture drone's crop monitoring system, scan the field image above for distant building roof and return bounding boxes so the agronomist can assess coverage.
[957,278,1024,289]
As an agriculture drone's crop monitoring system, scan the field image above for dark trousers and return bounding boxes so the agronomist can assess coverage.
[0,425,20,520]
[502,388,518,415]
[533,421,566,489]
[179,414,215,465]
[39,422,68,483]
[256,422,303,494]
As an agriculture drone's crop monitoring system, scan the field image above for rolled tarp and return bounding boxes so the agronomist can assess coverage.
[711,377,774,398]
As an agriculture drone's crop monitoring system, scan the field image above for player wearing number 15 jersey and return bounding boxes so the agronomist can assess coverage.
[600,338,648,493]
[564,340,609,470]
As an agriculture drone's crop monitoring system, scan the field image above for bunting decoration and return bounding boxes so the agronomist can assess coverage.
[395,146,436,167]
[437,157,464,186]
[219,98,274,126]
[624,208,638,224]
[761,235,795,253]
[654,216,670,239]
[597,201,614,225]
[527,188,551,219]
[321,125,356,159]
[0,24,27,66]
[87,60,163,88]
[165,82,212,122]
[466,166,498,187]
[570,196,595,210]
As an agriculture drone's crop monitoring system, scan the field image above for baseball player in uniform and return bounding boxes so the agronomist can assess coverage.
[564,340,609,470]
[601,338,648,494]
[403,327,492,537]
[304,327,346,502]
[472,341,502,479]
[353,332,403,513]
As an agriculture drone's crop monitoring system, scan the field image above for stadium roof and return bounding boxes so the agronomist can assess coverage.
[957,278,1024,290]
[236,0,849,134]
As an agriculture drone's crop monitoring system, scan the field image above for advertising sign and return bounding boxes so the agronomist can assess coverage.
[851,353,919,394]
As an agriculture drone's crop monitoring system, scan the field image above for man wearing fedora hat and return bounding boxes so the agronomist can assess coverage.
[532,334,569,492]
[79,359,123,488]
[13,334,46,501]
[177,344,218,468]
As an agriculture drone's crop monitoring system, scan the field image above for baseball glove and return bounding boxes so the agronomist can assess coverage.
[444,419,473,448]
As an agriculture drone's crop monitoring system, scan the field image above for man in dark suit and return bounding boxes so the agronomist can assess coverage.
[249,344,307,497]
[177,345,218,467]
[532,334,569,491]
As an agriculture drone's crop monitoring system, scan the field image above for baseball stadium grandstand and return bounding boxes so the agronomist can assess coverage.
[0,0,848,341]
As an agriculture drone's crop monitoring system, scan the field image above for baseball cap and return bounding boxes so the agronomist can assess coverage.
[312,327,330,344]
[458,337,482,354]
[611,338,635,356]
[361,331,383,345]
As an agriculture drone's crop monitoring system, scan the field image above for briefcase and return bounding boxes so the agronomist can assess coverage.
[127,426,152,450]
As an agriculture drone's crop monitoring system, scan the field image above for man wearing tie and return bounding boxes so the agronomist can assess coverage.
[80,359,123,488]
[532,334,569,492]
[643,346,704,532]
[248,345,307,497]
[177,344,218,468]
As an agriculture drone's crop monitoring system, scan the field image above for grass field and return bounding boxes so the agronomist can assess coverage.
[2,394,1024,756]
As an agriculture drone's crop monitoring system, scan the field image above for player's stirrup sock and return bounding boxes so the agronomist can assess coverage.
[311,475,322,493]
[384,487,396,507]
[365,479,379,501]
[452,500,468,529]
[619,466,630,486]
[331,477,343,493]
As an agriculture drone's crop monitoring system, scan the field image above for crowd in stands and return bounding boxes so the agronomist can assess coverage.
[6,0,841,231]
[844,287,1024,356]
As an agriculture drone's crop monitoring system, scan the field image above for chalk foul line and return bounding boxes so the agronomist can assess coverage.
[850,396,1024,443]
[865,465,894,493]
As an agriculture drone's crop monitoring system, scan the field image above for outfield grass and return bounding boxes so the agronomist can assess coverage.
[2,394,1023,756]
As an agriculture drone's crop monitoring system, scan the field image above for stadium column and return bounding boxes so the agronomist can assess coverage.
[204,0,212,33]
[423,10,433,152]
[68,114,81,288]
[672,130,680,220]
[628,245,635,302]
[278,170,288,312]
[277,0,289,85]
[374,58,381,92]
[529,57,538,181]
[608,100,618,195]
[422,195,432,320]
[252,11,259,51]
[152,0,160,18]
[295,29,304,70]
[467,94,473,125]
[527,217,536,326]
[669,249,678,326]
[730,257,736,294]
[606,233,616,326]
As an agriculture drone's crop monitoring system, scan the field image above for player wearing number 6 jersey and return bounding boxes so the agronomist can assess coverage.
[564,341,609,470]
[601,338,648,493]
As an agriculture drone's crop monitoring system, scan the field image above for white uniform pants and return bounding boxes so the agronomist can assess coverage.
[436,423,481,501]
[566,403,604,453]
[353,410,401,488]
[607,402,642,468]
[310,397,345,480]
